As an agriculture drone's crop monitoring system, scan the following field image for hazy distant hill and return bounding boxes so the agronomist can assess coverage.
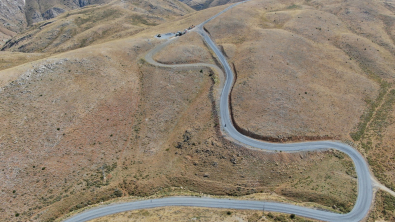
[0,0,26,32]
[179,0,241,10]
[2,0,193,53]
[0,0,26,45]
[24,0,112,25]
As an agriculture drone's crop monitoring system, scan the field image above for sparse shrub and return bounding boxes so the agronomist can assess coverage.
[141,210,150,216]
[226,211,232,215]
[290,213,295,219]
[113,189,122,197]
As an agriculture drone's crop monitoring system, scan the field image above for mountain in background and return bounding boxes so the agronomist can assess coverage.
[0,0,230,47]
[24,0,112,25]
[179,0,241,10]
[1,0,193,51]
[0,0,26,45]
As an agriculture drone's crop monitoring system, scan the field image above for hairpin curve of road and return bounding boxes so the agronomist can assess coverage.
[64,1,374,222]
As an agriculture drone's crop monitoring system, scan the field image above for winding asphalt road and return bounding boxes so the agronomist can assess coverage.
[64,1,374,221]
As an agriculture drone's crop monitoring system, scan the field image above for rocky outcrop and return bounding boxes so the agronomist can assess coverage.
[179,0,241,10]
[0,0,25,44]
[42,7,66,20]
[0,0,26,32]
[74,0,90,7]
[24,0,112,26]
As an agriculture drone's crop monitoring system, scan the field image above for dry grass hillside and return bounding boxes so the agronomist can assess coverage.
[154,31,214,64]
[24,0,111,25]
[0,25,17,47]
[90,206,317,222]
[0,0,26,46]
[0,51,45,70]
[0,4,361,221]
[179,0,242,10]
[204,0,383,142]
[203,0,395,219]
[2,0,193,53]
[0,0,26,33]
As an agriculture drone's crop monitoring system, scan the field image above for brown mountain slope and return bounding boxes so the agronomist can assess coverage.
[1,0,194,53]
[0,51,45,70]
[0,24,16,47]
[179,0,241,10]
[202,0,395,220]
[203,0,393,141]
[0,4,358,221]
[0,0,26,45]
[0,0,26,32]
[24,0,111,25]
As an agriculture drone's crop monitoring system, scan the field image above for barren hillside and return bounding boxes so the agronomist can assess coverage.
[0,0,25,45]
[203,0,395,220]
[2,0,193,53]
[179,0,241,10]
[90,206,319,222]
[3,0,395,220]
[24,0,111,25]
[0,2,362,221]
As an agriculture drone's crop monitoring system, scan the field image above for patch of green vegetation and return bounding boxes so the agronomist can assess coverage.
[368,191,395,221]
[74,9,122,27]
[280,189,351,213]
[247,212,261,222]
[128,15,157,26]
[359,88,395,189]
[369,89,395,134]
[141,210,150,216]
[234,36,246,45]
[350,80,391,141]
[287,4,301,10]
[383,193,395,212]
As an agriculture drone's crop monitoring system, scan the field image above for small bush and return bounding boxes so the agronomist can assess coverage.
[113,189,123,197]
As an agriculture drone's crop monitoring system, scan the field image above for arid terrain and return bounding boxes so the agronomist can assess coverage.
[89,206,318,222]
[2,0,193,53]
[202,0,395,220]
[179,0,241,10]
[1,0,395,221]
